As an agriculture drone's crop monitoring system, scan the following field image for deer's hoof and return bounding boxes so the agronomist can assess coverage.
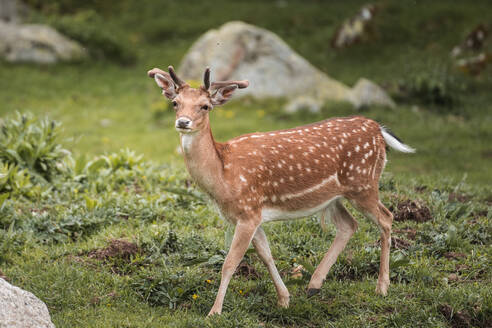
[306,288,320,298]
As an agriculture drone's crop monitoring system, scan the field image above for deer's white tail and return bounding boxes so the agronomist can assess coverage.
[380,126,415,153]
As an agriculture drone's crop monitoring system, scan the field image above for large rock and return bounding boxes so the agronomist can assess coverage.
[0,0,27,23]
[0,21,87,63]
[0,278,55,328]
[178,21,395,111]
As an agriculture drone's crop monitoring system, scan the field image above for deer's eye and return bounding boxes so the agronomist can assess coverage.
[172,101,178,107]
[201,105,210,111]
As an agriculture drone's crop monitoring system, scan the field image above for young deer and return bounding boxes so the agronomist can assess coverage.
[148,66,415,316]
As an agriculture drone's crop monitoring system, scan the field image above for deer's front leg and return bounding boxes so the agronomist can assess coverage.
[208,221,258,316]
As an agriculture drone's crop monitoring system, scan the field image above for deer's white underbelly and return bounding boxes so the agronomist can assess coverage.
[261,196,340,223]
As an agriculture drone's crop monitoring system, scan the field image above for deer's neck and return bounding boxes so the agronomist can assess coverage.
[180,124,226,198]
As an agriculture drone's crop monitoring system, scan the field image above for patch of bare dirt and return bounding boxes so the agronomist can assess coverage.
[439,304,472,328]
[87,239,140,261]
[392,200,432,223]
[235,260,261,280]
[448,192,472,203]
[444,252,467,260]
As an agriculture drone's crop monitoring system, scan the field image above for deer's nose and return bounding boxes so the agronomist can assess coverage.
[176,117,192,129]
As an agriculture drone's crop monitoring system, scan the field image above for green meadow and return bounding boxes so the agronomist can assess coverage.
[0,1,490,327]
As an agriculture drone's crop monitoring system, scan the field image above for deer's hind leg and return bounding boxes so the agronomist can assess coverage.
[350,193,393,296]
[307,199,358,297]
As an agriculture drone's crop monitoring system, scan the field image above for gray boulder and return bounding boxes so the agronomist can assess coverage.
[0,278,55,328]
[0,0,27,23]
[350,78,396,109]
[0,21,87,63]
[178,21,395,112]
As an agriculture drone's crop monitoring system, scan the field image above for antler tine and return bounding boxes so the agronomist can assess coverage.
[211,80,249,89]
[168,65,186,87]
[203,67,211,90]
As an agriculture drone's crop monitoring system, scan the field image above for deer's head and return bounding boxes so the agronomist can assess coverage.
[148,66,249,134]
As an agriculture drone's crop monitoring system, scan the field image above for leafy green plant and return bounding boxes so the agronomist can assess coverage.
[392,65,468,112]
[0,112,70,183]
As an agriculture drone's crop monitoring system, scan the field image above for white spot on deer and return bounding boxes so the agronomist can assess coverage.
[304,128,309,132]
[355,145,360,152]
[358,137,362,142]
[349,164,354,170]
[343,161,346,167]
[314,159,319,164]
[347,151,352,157]
[280,178,285,183]
[271,195,277,202]
[280,195,287,202]
[289,176,294,181]
[297,163,302,169]
[273,181,279,187]
[361,126,367,132]
[251,134,262,138]
[341,138,345,144]
[361,158,366,164]
[362,168,367,174]
[277,163,282,169]
[348,176,354,181]
[239,175,247,183]
[364,142,370,149]
[224,163,231,169]
[303,152,309,157]
[356,166,361,173]
[238,136,249,141]
[289,154,294,159]
[306,168,311,173]
[332,137,337,141]
[269,133,276,136]
[372,136,376,145]
[298,146,302,150]
[289,165,293,171]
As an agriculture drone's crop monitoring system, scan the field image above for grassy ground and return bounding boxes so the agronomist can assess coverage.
[0,0,491,327]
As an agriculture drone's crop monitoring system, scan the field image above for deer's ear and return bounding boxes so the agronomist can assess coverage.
[154,73,177,99]
[210,85,238,106]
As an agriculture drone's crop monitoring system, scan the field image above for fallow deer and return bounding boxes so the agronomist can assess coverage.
[148,66,415,316]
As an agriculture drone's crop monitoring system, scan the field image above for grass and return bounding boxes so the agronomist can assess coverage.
[0,0,491,327]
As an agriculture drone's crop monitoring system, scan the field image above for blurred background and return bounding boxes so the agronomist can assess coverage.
[0,0,491,185]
